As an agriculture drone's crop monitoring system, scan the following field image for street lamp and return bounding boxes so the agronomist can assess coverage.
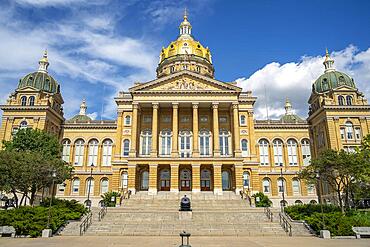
[47,170,57,229]
[280,164,285,212]
[316,172,326,230]
[86,163,94,211]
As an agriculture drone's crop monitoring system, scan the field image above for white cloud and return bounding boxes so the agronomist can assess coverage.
[87,112,98,120]
[236,45,370,120]
[14,0,107,7]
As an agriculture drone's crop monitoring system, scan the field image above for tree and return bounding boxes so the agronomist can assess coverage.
[252,192,272,207]
[0,129,73,206]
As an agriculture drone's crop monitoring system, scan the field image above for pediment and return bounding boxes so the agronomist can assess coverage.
[16,86,40,92]
[130,71,241,93]
[334,85,357,91]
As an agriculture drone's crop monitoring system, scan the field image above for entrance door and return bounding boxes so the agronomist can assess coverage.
[201,169,211,191]
[222,170,231,190]
[141,170,149,190]
[159,169,170,191]
[180,169,191,191]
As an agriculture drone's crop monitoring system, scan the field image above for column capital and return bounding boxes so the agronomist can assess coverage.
[192,102,199,109]
[172,102,179,109]
[170,163,179,168]
[149,163,158,168]
[192,164,201,168]
[152,103,159,109]
[232,102,239,109]
[213,163,222,168]
[212,102,219,109]
[132,102,139,109]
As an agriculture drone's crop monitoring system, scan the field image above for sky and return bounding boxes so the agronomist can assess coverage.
[0,0,369,120]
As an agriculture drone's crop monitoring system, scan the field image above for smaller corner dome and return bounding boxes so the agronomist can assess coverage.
[280,114,303,123]
[18,71,60,94]
[313,71,356,93]
[68,114,92,122]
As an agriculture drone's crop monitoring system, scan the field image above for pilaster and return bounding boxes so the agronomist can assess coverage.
[148,164,158,195]
[170,164,179,192]
[213,164,222,195]
[127,164,136,194]
[192,164,200,193]
[234,164,243,194]
[129,103,139,157]
[115,111,124,157]
[212,103,220,157]
[232,103,241,157]
[151,103,159,157]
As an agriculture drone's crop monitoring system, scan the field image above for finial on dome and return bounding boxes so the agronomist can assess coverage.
[38,49,49,73]
[184,7,188,20]
[323,48,335,73]
[179,8,192,36]
[284,97,293,115]
[79,99,87,115]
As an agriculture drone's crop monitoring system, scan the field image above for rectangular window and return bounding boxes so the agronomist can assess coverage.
[340,128,345,139]
[355,128,361,140]
[273,142,284,166]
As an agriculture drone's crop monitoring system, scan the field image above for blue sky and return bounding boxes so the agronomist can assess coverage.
[0,0,369,120]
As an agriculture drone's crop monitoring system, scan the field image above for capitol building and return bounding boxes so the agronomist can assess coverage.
[1,12,369,207]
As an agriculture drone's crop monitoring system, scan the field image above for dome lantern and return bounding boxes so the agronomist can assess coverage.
[323,48,335,73]
[79,99,87,116]
[179,8,192,37]
[38,49,49,73]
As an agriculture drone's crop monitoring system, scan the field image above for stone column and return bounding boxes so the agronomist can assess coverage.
[151,103,159,157]
[192,164,201,193]
[232,103,241,157]
[127,164,136,194]
[234,164,243,194]
[148,164,158,195]
[170,164,179,193]
[115,111,123,157]
[213,164,222,195]
[192,103,199,157]
[129,103,139,157]
[172,103,179,157]
[212,103,220,157]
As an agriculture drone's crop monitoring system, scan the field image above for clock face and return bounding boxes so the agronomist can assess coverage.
[181,42,192,54]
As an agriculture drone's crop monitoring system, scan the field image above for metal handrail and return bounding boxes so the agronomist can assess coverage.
[264,207,273,222]
[98,206,107,221]
[279,212,292,236]
[79,211,93,236]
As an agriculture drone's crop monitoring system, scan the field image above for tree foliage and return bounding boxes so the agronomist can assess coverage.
[252,192,272,207]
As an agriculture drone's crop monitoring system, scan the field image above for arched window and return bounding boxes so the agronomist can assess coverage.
[29,96,35,106]
[21,96,27,106]
[179,130,192,158]
[292,178,301,195]
[346,96,353,105]
[287,139,298,166]
[273,139,284,166]
[243,171,250,188]
[219,130,230,156]
[241,139,248,157]
[100,178,109,194]
[338,96,345,106]
[121,171,128,189]
[160,129,172,156]
[123,139,130,157]
[199,129,211,156]
[277,178,286,193]
[74,139,85,166]
[259,139,269,165]
[124,115,131,125]
[295,200,303,205]
[310,200,317,204]
[102,139,113,166]
[262,178,271,193]
[62,139,71,162]
[88,139,99,166]
[301,139,311,166]
[72,178,80,194]
[170,66,175,73]
[240,115,246,126]
[307,184,315,194]
[345,121,354,139]
[141,130,152,155]
[19,121,28,129]
[85,178,94,195]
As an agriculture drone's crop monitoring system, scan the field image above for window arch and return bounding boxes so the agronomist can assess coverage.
[160,129,172,156]
[273,139,284,166]
[338,96,345,106]
[123,139,130,157]
[179,130,192,157]
[199,129,211,156]
[88,139,99,166]
[346,96,353,105]
[102,139,113,166]
[219,129,231,156]
[295,200,303,205]
[19,121,28,129]
[243,171,250,188]
[72,178,80,194]
[240,115,246,125]
[21,96,27,106]
[307,184,315,194]
[85,178,94,195]
[287,139,298,166]
[100,178,109,194]
[124,115,131,125]
[259,139,269,165]
[262,178,271,194]
[292,178,301,195]
[141,129,152,155]
[345,121,354,139]
[277,178,286,193]
[29,96,35,106]
[121,171,128,189]
[241,139,248,157]
[62,139,71,162]
[301,139,311,166]
[74,139,85,166]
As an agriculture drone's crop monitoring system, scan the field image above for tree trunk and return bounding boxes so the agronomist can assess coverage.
[11,190,18,208]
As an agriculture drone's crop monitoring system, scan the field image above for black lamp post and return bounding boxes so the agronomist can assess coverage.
[86,163,94,211]
[280,165,285,212]
[47,170,57,229]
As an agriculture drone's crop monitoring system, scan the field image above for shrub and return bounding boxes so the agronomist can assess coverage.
[251,192,272,207]
[101,191,121,207]
[284,204,340,220]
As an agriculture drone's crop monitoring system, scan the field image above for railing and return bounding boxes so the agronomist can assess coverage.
[98,206,107,221]
[239,190,252,206]
[264,207,273,222]
[279,212,292,236]
[79,211,93,236]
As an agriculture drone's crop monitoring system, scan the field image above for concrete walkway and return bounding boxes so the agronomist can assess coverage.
[0,236,369,247]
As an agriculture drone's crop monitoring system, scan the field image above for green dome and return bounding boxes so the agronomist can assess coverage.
[17,71,60,94]
[68,114,92,122]
[313,70,356,93]
[280,114,303,123]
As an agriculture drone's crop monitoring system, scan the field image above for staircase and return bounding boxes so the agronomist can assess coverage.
[81,192,288,236]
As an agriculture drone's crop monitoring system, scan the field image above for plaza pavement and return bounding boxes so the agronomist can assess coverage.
[0,236,369,247]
